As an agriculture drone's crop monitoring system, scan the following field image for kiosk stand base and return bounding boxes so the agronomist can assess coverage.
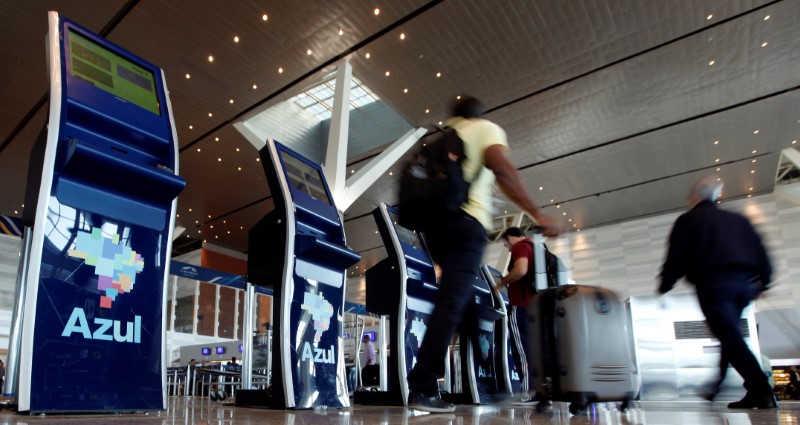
[233,389,272,408]
[353,390,403,406]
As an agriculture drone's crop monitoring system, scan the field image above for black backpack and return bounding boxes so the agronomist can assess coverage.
[397,128,472,232]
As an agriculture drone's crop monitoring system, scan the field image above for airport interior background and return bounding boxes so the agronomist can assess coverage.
[0,0,799,423]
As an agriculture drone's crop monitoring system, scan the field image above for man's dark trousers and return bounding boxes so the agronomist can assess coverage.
[696,277,770,395]
[407,213,487,395]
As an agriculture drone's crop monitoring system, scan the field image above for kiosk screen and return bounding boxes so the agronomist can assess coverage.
[280,152,332,205]
[68,30,160,115]
[389,211,424,250]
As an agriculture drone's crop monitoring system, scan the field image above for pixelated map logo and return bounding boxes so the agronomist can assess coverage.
[300,291,333,343]
[68,227,144,309]
[411,317,427,349]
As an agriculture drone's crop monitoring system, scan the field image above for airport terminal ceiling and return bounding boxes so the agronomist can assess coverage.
[1,0,799,283]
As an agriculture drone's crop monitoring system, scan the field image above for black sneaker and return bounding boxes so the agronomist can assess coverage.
[408,392,456,413]
[727,391,778,409]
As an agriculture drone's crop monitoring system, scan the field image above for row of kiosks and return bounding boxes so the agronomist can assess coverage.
[245,140,360,409]
[14,12,185,413]
[361,204,514,406]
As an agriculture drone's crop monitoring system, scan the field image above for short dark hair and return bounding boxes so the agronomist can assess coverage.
[501,227,525,239]
[451,95,485,118]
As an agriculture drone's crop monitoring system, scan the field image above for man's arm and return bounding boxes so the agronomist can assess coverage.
[484,144,561,236]
[501,257,528,286]
[659,217,690,294]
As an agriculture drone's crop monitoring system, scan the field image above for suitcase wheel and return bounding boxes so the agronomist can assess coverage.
[569,402,587,415]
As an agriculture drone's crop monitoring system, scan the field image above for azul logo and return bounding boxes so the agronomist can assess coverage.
[180,265,199,278]
[410,317,427,349]
[300,342,335,364]
[61,307,141,343]
[68,228,144,309]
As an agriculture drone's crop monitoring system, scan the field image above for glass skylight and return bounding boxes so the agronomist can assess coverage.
[290,77,379,121]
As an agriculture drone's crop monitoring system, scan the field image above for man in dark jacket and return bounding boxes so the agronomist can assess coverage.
[659,176,776,409]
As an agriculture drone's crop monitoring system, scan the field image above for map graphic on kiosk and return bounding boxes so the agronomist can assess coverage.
[68,227,144,308]
[411,317,427,348]
[301,291,333,342]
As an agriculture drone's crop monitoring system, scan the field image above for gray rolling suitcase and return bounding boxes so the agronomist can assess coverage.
[528,285,636,414]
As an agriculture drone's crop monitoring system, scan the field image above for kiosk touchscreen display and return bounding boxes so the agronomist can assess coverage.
[280,151,332,206]
[388,211,424,250]
[68,30,160,115]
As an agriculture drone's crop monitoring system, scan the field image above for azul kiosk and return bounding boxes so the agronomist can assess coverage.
[480,265,517,397]
[361,203,439,406]
[247,140,360,409]
[16,12,185,413]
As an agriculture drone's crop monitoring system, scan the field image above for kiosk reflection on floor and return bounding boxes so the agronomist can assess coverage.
[244,139,360,410]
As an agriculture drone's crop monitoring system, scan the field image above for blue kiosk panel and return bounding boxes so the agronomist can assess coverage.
[17,12,184,413]
[361,204,436,406]
[247,140,359,409]
[481,266,520,396]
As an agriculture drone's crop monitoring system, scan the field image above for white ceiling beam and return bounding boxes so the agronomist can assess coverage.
[324,59,353,205]
[781,147,800,170]
[233,120,267,152]
[338,127,427,212]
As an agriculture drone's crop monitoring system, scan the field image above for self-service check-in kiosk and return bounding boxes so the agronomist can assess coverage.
[480,265,517,397]
[445,274,506,404]
[15,12,185,413]
[246,140,360,409]
[360,203,438,406]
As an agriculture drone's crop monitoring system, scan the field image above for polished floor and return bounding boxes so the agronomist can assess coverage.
[0,397,797,424]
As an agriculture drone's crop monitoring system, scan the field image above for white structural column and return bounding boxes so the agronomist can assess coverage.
[494,212,525,272]
[781,147,800,173]
[324,59,353,205]
[338,127,427,212]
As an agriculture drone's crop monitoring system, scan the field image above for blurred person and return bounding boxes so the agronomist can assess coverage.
[658,176,776,409]
[406,95,561,413]
[498,227,537,403]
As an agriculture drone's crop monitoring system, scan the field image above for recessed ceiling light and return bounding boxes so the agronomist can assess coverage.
[752,149,757,154]
[389,171,393,176]
[252,84,258,89]
[793,140,797,144]
[708,59,715,66]
[339,28,344,36]
[240,226,243,230]
[278,67,283,74]
[306,49,312,55]
[256,158,260,162]
[747,194,752,198]
[351,170,355,174]
[189,208,192,212]
[425,109,430,114]
[365,52,371,59]
[208,112,213,117]
[754,129,759,134]
[197,148,201,152]
[749,187,754,191]
[438,121,443,126]
[751,170,755,174]
[189,125,193,130]
[717,178,721,181]
[550,199,554,202]
[385,71,390,77]
[185,73,191,79]
[562,212,566,216]
[714,140,719,145]
[436,72,442,77]
[218,158,222,162]
[403,88,408,93]
[229,99,234,104]
[195,220,199,224]
[761,42,768,47]
[706,14,713,20]
[752,159,757,163]
[556,204,560,208]
[715,158,720,163]
[208,55,214,62]
[764,15,770,20]
[210,225,214,229]
[236,148,240,152]
[568,219,572,222]
[262,13,268,21]
[400,33,406,40]
[208,215,212,218]
[234,36,240,43]
[227,231,231,234]
[215,236,218,239]
[14,210,18,215]
[374,8,380,15]
[456,95,461,100]
[539,186,543,190]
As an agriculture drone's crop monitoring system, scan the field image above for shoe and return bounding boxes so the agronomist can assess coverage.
[727,391,778,409]
[408,392,456,413]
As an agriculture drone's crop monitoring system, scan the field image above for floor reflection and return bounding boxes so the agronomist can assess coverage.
[0,397,796,424]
